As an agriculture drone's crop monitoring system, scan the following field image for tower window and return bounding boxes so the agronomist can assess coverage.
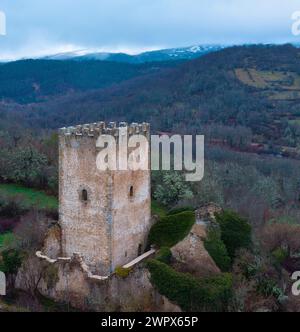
[129,186,134,198]
[138,244,142,256]
[81,189,88,202]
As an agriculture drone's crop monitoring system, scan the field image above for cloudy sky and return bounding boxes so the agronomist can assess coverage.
[0,0,299,60]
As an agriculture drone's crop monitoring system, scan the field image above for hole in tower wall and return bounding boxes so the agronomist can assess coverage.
[138,244,142,256]
[81,189,88,202]
[129,186,134,198]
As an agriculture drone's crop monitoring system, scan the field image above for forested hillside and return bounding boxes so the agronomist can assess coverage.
[2,44,300,152]
[0,59,177,103]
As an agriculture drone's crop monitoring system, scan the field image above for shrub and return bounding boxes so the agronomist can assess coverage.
[0,232,15,249]
[156,247,172,264]
[215,210,252,259]
[153,172,193,207]
[0,248,23,274]
[256,278,283,299]
[204,229,231,271]
[5,147,47,188]
[272,247,288,266]
[0,195,27,218]
[148,211,195,248]
[147,259,232,312]
[115,266,132,278]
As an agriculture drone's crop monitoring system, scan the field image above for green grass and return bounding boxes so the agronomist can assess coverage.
[0,184,58,210]
[0,232,14,249]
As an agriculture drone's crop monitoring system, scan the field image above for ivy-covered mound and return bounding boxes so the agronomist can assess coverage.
[204,228,231,272]
[146,207,254,311]
[215,210,252,260]
[147,259,232,312]
[148,211,195,248]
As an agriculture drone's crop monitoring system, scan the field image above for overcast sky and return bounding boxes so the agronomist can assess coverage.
[0,0,300,60]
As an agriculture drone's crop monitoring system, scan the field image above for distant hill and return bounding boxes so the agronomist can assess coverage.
[0,59,177,103]
[42,45,225,63]
[2,44,300,148]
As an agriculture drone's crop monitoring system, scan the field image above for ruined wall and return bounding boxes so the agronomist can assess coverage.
[16,254,181,312]
[59,122,151,275]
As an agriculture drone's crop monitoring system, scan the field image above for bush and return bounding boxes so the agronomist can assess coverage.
[272,247,288,266]
[153,172,193,207]
[115,266,132,278]
[256,278,283,299]
[215,210,252,259]
[156,247,172,264]
[0,195,27,218]
[148,211,195,248]
[204,229,231,271]
[147,259,232,312]
[0,248,23,274]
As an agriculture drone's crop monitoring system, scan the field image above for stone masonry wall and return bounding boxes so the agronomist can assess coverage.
[59,122,151,275]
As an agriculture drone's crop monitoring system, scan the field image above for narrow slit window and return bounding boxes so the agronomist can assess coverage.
[138,244,142,256]
[129,186,134,198]
[81,189,88,202]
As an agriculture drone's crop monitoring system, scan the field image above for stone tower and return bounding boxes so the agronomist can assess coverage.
[58,122,151,275]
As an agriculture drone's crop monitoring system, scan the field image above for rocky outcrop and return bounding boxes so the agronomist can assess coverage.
[16,203,223,312]
[195,203,222,225]
[15,252,177,312]
[171,222,220,277]
[42,224,62,259]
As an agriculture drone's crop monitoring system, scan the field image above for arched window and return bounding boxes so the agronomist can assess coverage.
[129,186,134,198]
[81,189,88,202]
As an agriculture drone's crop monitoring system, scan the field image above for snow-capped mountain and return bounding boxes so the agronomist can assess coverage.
[43,45,226,63]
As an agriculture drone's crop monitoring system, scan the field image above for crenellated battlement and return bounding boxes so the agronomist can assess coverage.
[59,121,150,138]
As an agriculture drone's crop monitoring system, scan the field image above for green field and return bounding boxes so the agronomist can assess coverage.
[0,184,58,210]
